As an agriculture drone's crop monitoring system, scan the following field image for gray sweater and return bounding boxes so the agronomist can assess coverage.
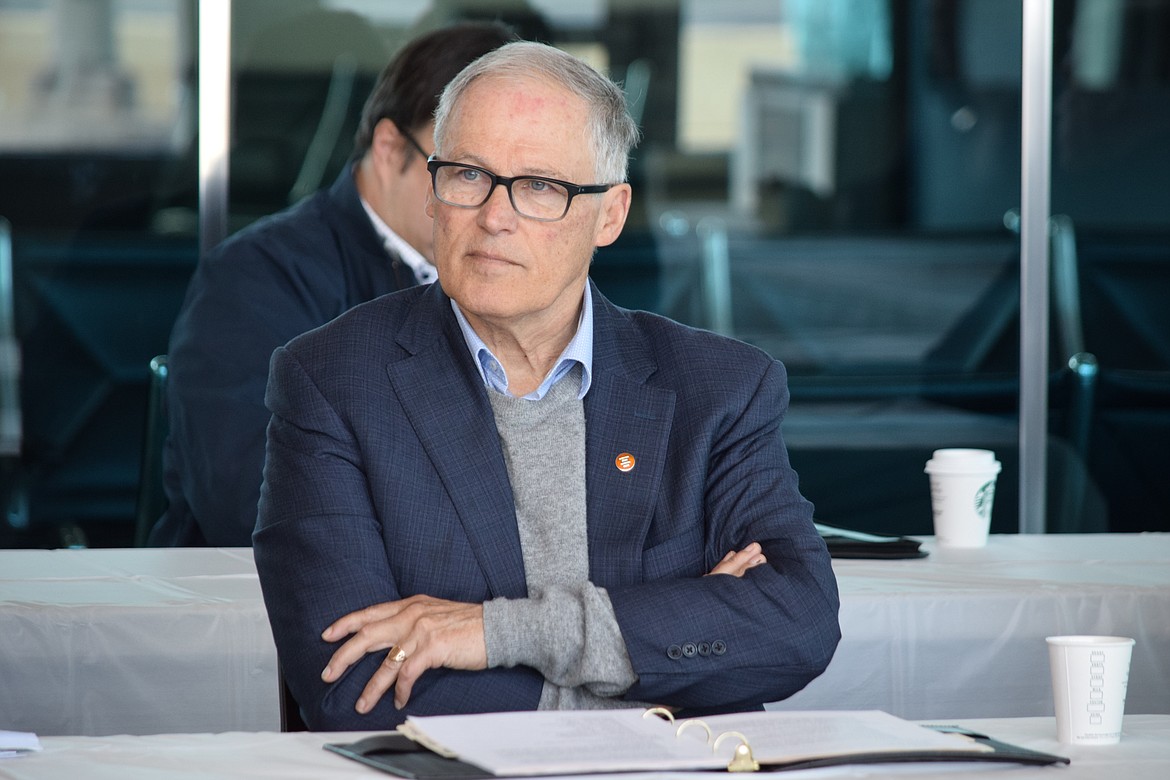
[482,368,641,709]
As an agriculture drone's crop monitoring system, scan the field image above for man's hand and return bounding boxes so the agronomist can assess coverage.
[707,541,767,577]
[320,595,487,713]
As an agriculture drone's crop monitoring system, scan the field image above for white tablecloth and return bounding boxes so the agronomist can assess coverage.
[1,715,1167,779]
[770,533,1170,719]
[2,535,1167,737]
[0,548,278,736]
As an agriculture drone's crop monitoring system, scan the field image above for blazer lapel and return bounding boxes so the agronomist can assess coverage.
[384,286,528,600]
[584,287,676,589]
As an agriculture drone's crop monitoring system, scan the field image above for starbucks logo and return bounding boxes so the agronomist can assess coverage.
[974,480,996,519]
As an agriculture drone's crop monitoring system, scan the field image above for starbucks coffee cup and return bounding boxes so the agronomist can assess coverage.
[924,448,1001,548]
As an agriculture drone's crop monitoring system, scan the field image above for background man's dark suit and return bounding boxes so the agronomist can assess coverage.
[151,169,415,546]
[254,279,841,730]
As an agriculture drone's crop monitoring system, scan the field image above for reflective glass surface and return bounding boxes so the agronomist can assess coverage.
[1,0,1167,547]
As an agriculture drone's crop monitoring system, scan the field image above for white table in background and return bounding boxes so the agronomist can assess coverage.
[770,533,1170,719]
[0,547,278,736]
[3,534,1167,737]
[0,715,1167,780]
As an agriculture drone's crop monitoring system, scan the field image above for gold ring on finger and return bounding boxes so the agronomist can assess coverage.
[388,645,408,664]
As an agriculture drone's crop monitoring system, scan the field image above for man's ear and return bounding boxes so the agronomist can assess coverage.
[370,118,409,170]
[594,183,632,248]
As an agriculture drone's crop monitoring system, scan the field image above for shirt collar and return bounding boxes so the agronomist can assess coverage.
[359,196,437,284]
[451,284,594,401]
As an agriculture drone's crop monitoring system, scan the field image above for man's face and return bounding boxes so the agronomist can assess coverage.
[426,75,630,332]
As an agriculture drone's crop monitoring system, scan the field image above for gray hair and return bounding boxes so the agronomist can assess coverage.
[433,41,641,183]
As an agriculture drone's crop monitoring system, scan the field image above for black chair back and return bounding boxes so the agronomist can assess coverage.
[134,354,168,547]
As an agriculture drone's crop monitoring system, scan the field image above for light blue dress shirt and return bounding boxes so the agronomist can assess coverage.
[451,284,593,400]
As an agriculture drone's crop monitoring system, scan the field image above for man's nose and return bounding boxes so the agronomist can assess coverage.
[477,181,518,227]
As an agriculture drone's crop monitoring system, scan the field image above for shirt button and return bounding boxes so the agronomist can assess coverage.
[697,642,711,656]
[682,642,698,658]
[667,644,683,660]
[711,640,727,656]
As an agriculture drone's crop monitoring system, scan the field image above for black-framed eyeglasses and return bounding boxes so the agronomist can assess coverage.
[427,159,616,222]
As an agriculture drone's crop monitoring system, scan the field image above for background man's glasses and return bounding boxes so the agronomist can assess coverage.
[427,159,615,222]
[404,132,432,160]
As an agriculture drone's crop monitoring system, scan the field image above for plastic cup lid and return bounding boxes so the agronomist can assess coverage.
[924,448,1002,475]
[1045,635,1135,647]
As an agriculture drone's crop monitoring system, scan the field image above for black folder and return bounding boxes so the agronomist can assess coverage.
[816,523,928,559]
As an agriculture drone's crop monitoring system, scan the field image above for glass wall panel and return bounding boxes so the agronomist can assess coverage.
[218,0,1035,539]
[1,0,196,547]
[1051,0,1170,532]
[621,0,1033,538]
[8,0,1163,547]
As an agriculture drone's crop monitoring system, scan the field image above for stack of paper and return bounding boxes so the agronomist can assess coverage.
[1,730,42,759]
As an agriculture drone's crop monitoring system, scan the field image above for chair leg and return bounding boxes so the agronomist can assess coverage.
[279,670,308,732]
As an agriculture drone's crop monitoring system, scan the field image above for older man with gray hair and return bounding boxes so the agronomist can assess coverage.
[254,40,840,731]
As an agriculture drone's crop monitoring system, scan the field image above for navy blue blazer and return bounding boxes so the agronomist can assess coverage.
[253,280,840,731]
[152,167,417,546]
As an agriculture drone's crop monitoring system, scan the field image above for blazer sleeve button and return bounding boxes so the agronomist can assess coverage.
[667,644,684,660]
[697,641,711,656]
[681,642,698,658]
[711,640,727,655]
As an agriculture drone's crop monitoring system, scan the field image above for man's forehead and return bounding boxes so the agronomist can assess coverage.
[460,73,579,112]
[442,74,595,176]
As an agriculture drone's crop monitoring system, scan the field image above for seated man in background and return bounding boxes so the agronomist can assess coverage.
[254,41,840,730]
[150,22,515,546]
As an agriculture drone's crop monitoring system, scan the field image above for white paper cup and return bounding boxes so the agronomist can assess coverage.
[1047,635,1134,745]
[923,448,1001,548]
